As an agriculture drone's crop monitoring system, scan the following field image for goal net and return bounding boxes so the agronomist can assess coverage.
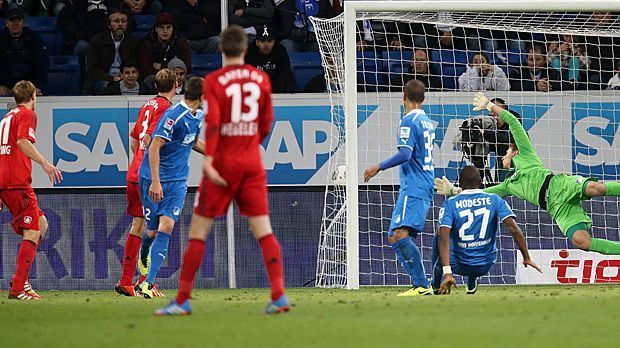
[312,1,620,289]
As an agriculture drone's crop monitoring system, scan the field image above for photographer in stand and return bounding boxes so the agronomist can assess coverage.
[453,97,521,185]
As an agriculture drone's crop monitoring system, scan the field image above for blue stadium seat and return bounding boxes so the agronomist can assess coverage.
[430,49,469,90]
[135,15,155,31]
[384,50,414,77]
[192,54,222,77]
[47,55,81,95]
[0,16,63,55]
[289,52,323,91]
[357,51,388,91]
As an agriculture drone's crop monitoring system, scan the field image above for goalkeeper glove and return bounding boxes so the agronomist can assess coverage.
[472,92,494,112]
[434,176,462,196]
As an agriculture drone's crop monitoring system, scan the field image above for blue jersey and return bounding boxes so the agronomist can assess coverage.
[439,189,515,266]
[139,100,203,182]
[397,109,435,201]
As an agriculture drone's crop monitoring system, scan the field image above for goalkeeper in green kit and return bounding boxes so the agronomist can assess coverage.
[435,92,620,255]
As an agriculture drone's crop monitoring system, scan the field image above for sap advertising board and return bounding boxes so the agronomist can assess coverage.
[0,93,618,188]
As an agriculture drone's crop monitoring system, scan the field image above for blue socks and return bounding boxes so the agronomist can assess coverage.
[145,232,170,284]
[140,233,155,265]
[391,237,429,288]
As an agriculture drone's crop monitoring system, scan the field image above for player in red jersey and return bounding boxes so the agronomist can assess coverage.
[115,69,178,297]
[156,26,289,316]
[0,81,62,300]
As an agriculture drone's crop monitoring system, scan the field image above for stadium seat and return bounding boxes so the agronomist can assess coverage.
[431,49,469,90]
[192,54,222,77]
[384,50,414,76]
[47,55,81,95]
[289,52,323,91]
[133,15,154,40]
[357,51,388,91]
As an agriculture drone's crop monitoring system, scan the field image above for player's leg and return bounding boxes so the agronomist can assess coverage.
[116,217,145,296]
[388,195,431,296]
[157,178,228,315]
[2,188,46,300]
[236,169,289,313]
[550,176,620,254]
[116,181,146,295]
[141,215,174,298]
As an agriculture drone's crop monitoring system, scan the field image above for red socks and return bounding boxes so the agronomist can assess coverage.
[176,239,205,304]
[11,240,37,292]
[259,234,285,301]
[120,234,142,286]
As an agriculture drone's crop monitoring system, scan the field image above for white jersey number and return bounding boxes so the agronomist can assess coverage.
[458,207,490,242]
[225,82,261,123]
[422,130,435,171]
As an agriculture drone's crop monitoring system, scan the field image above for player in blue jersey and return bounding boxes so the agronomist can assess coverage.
[137,76,205,299]
[364,80,435,296]
[434,166,541,295]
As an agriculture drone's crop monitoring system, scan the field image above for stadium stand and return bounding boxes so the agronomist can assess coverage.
[47,55,81,95]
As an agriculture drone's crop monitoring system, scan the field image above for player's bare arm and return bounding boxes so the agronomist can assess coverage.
[16,138,62,184]
[148,137,166,202]
[202,155,227,187]
[130,137,139,154]
[504,217,542,273]
[438,226,457,294]
[193,139,205,155]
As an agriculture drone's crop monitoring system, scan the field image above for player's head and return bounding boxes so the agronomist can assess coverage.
[458,165,482,190]
[184,76,203,107]
[403,79,425,107]
[503,143,519,169]
[219,25,248,60]
[12,80,36,105]
[154,68,177,93]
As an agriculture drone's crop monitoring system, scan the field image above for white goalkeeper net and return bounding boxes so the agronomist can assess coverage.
[312,7,620,288]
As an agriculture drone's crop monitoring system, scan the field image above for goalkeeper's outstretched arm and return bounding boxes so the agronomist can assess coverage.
[472,92,536,158]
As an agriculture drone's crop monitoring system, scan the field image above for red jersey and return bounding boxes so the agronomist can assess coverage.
[126,95,172,183]
[0,106,37,189]
[203,64,274,168]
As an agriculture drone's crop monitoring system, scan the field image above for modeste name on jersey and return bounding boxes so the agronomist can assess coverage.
[455,197,492,209]
[217,68,264,86]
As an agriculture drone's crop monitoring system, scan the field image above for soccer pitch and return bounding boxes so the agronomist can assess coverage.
[1,285,618,347]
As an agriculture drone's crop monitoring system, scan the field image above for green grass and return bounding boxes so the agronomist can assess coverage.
[1,285,618,347]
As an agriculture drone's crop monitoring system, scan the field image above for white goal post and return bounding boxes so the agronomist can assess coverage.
[313,0,620,290]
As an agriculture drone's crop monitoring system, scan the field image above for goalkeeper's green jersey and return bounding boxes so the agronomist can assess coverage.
[483,110,552,207]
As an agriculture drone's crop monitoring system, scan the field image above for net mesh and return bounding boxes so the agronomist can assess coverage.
[312,10,620,288]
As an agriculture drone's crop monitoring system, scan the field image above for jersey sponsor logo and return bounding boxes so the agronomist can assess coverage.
[24,216,32,224]
[183,133,197,145]
[517,249,620,284]
[163,118,174,130]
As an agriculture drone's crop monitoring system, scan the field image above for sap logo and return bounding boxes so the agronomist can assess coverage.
[53,108,129,186]
[55,122,127,172]
[552,249,620,284]
[574,116,620,166]
[262,120,338,170]
[572,102,620,179]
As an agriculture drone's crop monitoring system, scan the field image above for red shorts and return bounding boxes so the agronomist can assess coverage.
[194,167,269,218]
[0,186,44,235]
[126,181,144,217]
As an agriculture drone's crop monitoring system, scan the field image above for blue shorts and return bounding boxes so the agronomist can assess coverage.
[139,178,187,231]
[451,263,493,278]
[388,194,430,237]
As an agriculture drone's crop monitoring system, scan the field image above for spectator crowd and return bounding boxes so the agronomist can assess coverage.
[0,0,618,96]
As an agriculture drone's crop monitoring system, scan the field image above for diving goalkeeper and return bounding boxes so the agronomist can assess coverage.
[435,92,620,255]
